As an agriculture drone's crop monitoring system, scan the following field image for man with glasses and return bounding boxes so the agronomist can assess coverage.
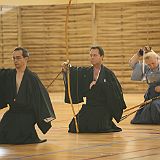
[0,47,56,144]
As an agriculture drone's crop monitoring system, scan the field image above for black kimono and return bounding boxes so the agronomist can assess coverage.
[64,65,126,133]
[0,68,56,144]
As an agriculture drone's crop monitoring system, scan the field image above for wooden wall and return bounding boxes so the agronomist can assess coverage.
[0,0,160,93]
[0,7,18,68]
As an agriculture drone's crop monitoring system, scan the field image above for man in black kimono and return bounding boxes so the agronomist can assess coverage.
[62,46,126,133]
[0,47,56,144]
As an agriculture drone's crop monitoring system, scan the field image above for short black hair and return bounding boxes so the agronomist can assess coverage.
[90,46,104,56]
[13,47,29,57]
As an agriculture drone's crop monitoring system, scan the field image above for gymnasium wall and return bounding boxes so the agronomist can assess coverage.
[0,0,159,93]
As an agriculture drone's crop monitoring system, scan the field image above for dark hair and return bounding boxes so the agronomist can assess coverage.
[13,47,29,57]
[90,46,104,56]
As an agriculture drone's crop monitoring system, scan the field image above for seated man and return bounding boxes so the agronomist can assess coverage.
[0,47,56,144]
[62,46,126,133]
[129,46,160,124]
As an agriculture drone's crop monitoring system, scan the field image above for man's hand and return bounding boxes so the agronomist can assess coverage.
[61,60,70,72]
[155,86,160,93]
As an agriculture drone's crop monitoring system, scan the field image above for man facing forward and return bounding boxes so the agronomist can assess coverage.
[0,47,56,144]
[62,46,126,133]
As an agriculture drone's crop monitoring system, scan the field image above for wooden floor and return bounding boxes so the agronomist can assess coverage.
[0,93,159,160]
